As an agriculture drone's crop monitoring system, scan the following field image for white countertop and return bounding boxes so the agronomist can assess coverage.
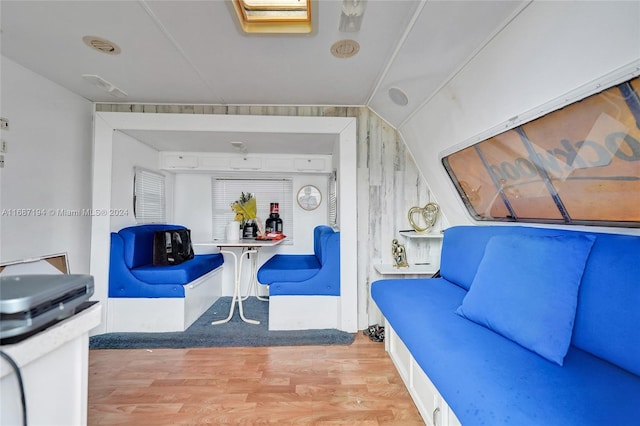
[0,302,101,378]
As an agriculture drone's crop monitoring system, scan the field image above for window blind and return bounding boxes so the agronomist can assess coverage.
[211,178,294,240]
[134,167,166,224]
[328,170,338,227]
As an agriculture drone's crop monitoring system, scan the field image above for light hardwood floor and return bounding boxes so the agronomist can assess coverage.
[88,332,424,425]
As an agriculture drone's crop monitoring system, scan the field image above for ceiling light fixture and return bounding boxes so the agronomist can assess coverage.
[339,0,367,32]
[232,0,312,34]
[82,74,128,98]
[330,39,360,58]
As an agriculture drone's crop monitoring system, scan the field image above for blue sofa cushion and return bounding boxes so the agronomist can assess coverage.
[439,225,495,290]
[456,234,595,365]
[313,225,334,264]
[257,254,321,284]
[438,225,640,377]
[372,278,640,426]
[119,224,186,269]
[131,253,224,285]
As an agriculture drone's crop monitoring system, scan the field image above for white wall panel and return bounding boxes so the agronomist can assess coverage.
[0,56,93,272]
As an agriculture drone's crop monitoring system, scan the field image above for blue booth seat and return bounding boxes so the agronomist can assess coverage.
[109,224,224,298]
[257,225,340,296]
[106,224,225,333]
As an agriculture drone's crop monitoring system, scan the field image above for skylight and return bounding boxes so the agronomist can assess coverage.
[232,0,312,34]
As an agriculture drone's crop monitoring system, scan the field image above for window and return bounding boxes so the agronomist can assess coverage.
[443,76,640,228]
[212,178,294,240]
[232,0,312,34]
[328,170,338,227]
[133,167,166,224]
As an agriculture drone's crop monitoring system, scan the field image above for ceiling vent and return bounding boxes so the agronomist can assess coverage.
[82,35,121,55]
[331,39,360,58]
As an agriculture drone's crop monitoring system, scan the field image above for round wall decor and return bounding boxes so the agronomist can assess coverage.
[297,185,322,211]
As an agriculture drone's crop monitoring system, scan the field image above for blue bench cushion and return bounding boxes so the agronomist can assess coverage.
[372,278,640,426]
[257,254,320,283]
[119,224,186,269]
[131,253,224,285]
[439,226,640,377]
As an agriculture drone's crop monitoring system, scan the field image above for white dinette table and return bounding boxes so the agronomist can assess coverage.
[194,238,285,325]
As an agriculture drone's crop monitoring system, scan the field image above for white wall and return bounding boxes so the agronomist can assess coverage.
[109,131,174,231]
[400,1,640,227]
[0,56,93,272]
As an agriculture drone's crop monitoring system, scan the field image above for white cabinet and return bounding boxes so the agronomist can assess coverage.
[294,158,326,171]
[374,231,443,276]
[1,303,101,426]
[385,322,461,426]
[160,151,332,174]
[229,157,262,170]
[162,153,199,168]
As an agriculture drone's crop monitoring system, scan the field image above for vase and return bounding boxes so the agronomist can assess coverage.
[242,219,257,238]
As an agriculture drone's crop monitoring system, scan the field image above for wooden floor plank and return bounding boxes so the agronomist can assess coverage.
[88,333,424,425]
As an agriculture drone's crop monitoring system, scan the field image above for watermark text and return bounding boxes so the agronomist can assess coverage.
[1,208,129,217]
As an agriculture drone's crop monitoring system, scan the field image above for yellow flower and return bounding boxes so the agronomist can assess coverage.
[231,193,257,220]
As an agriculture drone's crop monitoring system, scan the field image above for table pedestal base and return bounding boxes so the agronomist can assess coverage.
[212,249,260,325]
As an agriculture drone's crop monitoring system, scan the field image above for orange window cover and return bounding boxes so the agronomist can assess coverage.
[443,76,640,227]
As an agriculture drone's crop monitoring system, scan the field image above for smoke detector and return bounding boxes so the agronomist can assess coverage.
[331,39,360,58]
[82,35,121,55]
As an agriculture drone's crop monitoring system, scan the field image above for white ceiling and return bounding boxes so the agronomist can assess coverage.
[0,0,526,154]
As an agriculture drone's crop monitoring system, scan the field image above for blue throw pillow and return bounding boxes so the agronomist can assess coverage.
[456,233,596,365]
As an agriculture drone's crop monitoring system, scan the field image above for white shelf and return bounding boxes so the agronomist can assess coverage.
[399,231,444,239]
[374,263,438,276]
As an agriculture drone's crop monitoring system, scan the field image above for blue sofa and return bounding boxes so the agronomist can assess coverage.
[372,225,640,425]
[257,225,341,330]
[107,224,224,332]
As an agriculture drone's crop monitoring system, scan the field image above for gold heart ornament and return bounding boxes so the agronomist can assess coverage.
[408,202,440,233]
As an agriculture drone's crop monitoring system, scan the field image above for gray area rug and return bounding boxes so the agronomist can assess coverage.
[89,297,355,349]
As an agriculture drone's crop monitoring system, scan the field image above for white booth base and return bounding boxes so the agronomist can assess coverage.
[1,303,101,426]
[268,295,339,331]
[385,321,462,426]
[106,267,223,332]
